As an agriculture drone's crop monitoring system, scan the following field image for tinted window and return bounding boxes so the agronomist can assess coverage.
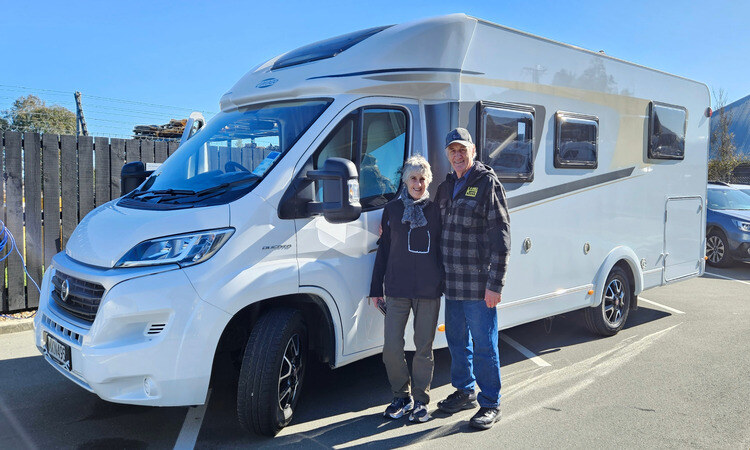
[649,102,686,160]
[478,103,534,181]
[313,107,407,209]
[555,112,598,168]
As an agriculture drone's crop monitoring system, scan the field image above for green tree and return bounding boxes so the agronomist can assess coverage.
[2,95,76,134]
[708,89,745,182]
[0,116,9,131]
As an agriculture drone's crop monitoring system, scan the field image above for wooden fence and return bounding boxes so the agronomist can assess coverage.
[1,132,179,312]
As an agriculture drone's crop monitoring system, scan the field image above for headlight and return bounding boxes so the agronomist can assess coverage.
[115,228,234,268]
[732,219,750,232]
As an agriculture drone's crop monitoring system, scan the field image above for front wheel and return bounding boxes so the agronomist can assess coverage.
[237,308,307,436]
[585,266,631,336]
[706,229,732,267]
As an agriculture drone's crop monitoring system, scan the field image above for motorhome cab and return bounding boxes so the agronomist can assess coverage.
[35,14,709,436]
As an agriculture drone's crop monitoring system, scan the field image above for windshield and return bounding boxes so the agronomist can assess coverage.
[707,187,750,211]
[120,99,331,209]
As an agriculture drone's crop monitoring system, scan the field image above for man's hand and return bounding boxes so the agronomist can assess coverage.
[484,289,502,308]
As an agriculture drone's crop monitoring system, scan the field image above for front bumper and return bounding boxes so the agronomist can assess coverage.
[727,230,750,261]
[34,254,231,406]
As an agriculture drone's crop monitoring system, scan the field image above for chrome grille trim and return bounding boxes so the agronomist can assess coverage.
[51,271,105,323]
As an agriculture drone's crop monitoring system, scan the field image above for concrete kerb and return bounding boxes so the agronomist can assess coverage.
[0,318,35,335]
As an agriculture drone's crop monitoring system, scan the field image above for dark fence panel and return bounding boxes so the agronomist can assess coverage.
[42,134,60,269]
[5,132,25,311]
[23,133,42,308]
[1,132,175,312]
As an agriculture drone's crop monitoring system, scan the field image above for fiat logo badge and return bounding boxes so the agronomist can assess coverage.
[61,279,70,302]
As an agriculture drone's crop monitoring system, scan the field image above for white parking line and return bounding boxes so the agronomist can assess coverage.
[704,271,750,286]
[499,332,551,367]
[174,389,211,450]
[638,297,685,315]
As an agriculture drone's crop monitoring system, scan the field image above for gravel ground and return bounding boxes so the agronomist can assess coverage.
[0,309,37,321]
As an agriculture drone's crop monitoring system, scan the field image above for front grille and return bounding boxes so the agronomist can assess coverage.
[51,272,105,323]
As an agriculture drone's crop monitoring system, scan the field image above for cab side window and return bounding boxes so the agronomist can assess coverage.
[313,107,408,209]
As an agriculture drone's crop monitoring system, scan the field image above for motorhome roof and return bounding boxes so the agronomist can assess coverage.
[219,13,707,112]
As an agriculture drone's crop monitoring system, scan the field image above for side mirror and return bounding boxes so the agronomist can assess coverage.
[180,112,205,146]
[307,158,362,223]
[120,161,154,196]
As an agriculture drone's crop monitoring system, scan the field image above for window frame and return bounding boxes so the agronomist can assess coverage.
[476,101,536,183]
[648,101,687,161]
[311,104,410,211]
[554,111,599,169]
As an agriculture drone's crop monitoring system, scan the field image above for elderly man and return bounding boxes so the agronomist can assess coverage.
[435,127,510,430]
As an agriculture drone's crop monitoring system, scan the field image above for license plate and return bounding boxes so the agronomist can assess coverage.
[45,333,72,371]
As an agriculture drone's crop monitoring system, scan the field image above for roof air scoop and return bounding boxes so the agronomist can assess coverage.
[272,25,392,71]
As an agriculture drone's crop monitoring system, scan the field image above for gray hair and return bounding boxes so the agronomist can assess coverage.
[401,155,432,185]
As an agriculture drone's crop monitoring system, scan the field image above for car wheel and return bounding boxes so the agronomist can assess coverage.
[237,308,307,436]
[706,229,732,267]
[585,266,631,336]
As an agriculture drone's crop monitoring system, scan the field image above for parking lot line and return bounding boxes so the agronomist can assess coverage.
[499,332,551,367]
[638,297,686,315]
[174,389,211,450]
[704,271,750,286]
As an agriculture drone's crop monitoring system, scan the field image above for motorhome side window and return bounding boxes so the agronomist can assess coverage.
[477,103,534,181]
[554,112,598,169]
[648,102,686,160]
[314,107,407,209]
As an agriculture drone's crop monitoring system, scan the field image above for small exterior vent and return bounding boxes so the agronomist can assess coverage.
[43,314,84,345]
[146,323,167,335]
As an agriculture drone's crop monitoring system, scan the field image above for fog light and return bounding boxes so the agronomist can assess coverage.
[144,377,157,397]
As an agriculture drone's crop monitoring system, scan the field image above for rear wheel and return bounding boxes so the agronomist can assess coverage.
[585,266,631,336]
[706,229,732,267]
[237,308,307,436]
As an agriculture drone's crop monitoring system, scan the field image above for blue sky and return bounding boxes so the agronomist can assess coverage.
[1,0,748,138]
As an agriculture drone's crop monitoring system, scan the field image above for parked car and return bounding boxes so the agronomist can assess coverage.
[706,183,750,266]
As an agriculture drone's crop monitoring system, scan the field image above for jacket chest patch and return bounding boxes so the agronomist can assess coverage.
[465,186,478,197]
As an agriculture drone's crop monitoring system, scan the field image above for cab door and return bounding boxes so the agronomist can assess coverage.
[296,97,420,356]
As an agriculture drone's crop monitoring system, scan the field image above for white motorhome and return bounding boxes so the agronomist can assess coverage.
[34,14,709,436]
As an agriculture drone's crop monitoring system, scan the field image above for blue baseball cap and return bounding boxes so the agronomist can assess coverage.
[445,127,474,149]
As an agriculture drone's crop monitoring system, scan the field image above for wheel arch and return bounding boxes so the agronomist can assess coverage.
[592,246,643,307]
[214,292,339,370]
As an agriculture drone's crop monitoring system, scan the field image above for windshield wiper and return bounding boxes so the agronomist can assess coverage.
[194,175,260,197]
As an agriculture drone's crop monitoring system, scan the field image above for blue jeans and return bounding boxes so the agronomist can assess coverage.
[444,299,501,408]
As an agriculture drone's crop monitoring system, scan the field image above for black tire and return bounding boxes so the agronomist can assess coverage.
[237,308,307,436]
[706,229,732,267]
[585,266,631,336]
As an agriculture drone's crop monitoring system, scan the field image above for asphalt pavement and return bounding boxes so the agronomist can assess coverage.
[1,264,748,449]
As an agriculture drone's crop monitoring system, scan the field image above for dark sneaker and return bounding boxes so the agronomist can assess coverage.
[437,389,478,413]
[384,396,414,419]
[469,407,501,430]
[409,401,430,423]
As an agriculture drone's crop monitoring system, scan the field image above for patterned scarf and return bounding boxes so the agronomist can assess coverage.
[401,187,429,229]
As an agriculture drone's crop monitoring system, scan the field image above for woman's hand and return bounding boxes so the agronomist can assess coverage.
[369,296,386,315]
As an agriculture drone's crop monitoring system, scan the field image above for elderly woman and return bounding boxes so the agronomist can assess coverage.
[369,155,442,423]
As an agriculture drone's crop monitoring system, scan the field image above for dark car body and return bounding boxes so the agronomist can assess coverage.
[706,185,750,266]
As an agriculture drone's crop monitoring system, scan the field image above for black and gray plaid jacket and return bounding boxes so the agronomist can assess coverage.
[435,161,511,301]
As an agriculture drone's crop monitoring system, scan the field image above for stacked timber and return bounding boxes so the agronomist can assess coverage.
[133,119,186,139]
